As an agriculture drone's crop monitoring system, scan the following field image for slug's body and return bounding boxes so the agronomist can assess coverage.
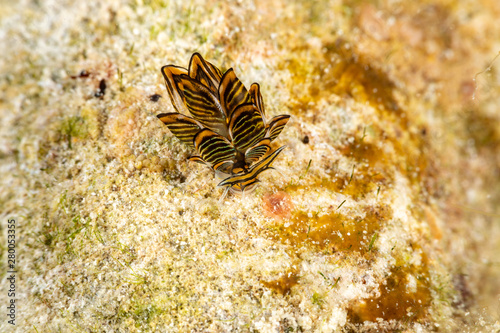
[157,53,290,193]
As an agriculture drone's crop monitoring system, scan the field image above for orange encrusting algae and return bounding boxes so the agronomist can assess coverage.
[261,270,300,295]
[271,205,392,254]
[348,254,432,323]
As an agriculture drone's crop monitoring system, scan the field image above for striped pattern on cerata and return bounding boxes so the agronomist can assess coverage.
[156,53,291,194]
[220,69,252,119]
[229,104,266,151]
[189,53,222,95]
[178,75,227,137]
[245,138,271,164]
[249,83,265,119]
[217,146,286,191]
[161,65,189,114]
[266,115,291,141]
[194,129,236,168]
[157,113,202,148]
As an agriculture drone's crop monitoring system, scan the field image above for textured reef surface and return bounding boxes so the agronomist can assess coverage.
[1,0,499,332]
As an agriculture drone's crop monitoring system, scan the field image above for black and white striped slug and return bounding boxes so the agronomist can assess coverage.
[157,53,290,194]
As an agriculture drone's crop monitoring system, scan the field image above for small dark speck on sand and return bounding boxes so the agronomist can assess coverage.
[149,94,162,102]
[94,79,106,98]
[71,70,90,79]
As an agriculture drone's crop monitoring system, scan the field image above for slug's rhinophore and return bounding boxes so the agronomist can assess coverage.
[157,53,290,194]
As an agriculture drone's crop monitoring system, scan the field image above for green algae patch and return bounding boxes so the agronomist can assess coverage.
[60,115,88,150]
[271,205,392,254]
